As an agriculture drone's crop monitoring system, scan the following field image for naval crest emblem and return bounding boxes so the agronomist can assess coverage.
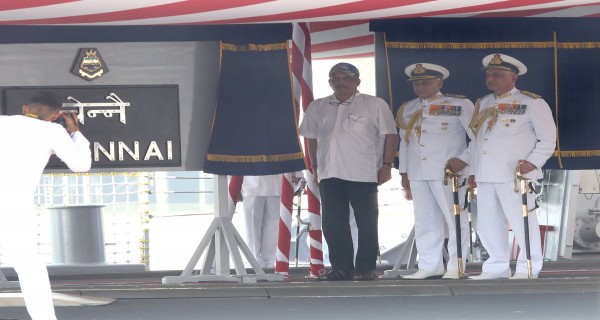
[71,48,109,81]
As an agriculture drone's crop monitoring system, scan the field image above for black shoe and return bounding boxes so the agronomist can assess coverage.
[354,271,377,281]
[317,269,354,281]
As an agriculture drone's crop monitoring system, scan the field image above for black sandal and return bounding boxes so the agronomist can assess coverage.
[317,269,353,281]
[354,271,377,281]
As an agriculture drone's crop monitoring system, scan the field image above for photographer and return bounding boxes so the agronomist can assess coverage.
[0,91,91,320]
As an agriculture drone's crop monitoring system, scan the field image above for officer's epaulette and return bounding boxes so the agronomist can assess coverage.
[521,90,541,99]
[444,93,467,99]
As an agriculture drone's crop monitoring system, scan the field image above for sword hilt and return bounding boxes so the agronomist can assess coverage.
[443,166,451,185]
[514,163,529,192]
[445,168,461,191]
[444,164,460,182]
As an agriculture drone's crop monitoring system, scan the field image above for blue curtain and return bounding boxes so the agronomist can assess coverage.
[203,42,305,175]
[371,18,600,170]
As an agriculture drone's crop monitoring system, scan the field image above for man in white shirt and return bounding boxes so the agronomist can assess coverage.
[0,91,92,320]
[468,54,556,280]
[396,63,474,280]
[299,63,398,281]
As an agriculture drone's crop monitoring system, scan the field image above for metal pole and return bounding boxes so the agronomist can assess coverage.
[294,181,303,267]
[294,179,307,267]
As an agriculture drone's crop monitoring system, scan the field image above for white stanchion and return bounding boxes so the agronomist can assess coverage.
[381,226,419,278]
[162,175,283,284]
[0,268,18,288]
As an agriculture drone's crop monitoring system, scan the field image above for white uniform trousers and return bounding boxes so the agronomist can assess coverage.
[476,182,543,276]
[242,196,280,268]
[410,180,469,272]
[0,211,57,320]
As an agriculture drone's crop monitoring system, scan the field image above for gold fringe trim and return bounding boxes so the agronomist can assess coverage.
[558,42,600,49]
[221,42,289,52]
[553,150,600,157]
[385,42,555,50]
[385,41,600,50]
[206,152,304,163]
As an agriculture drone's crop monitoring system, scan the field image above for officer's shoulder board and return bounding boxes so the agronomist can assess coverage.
[444,93,467,99]
[521,90,541,99]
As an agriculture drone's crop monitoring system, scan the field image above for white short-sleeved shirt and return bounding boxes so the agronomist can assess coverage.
[299,92,397,183]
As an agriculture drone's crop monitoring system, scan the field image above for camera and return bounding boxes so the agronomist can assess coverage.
[53,112,74,129]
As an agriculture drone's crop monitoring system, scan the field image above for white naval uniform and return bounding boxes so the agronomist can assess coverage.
[0,115,91,320]
[241,174,284,268]
[397,93,474,272]
[471,87,556,277]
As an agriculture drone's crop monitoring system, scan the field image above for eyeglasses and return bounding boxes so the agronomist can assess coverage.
[329,75,357,82]
[329,92,357,106]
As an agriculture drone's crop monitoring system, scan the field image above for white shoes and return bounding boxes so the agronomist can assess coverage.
[403,269,445,280]
[468,271,510,280]
[442,270,465,279]
[510,273,538,279]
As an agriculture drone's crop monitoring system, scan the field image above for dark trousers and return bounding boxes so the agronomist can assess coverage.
[319,178,379,273]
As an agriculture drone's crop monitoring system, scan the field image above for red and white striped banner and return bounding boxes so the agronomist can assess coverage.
[2,1,598,61]
[275,22,324,277]
[276,172,295,276]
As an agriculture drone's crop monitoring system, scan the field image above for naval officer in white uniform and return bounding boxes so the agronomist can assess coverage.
[241,174,284,269]
[468,54,556,280]
[396,63,474,280]
[241,172,302,268]
[0,91,91,320]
